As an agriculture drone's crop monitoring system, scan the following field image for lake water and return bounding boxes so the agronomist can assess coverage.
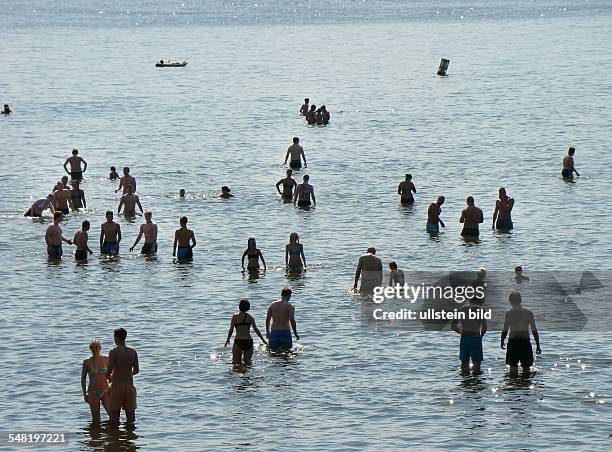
[1,1,611,450]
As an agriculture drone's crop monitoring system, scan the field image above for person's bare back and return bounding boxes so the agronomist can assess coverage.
[267,300,294,331]
[108,345,139,384]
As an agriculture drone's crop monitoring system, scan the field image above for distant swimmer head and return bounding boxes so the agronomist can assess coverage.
[321,105,327,111]
[113,327,128,342]
[389,261,398,270]
[515,265,523,274]
[466,196,475,206]
[82,220,90,231]
[239,299,250,312]
[3,104,10,113]
[61,175,69,184]
[304,98,309,103]
[144,211,152,220]
[367,247,376,254]
[281,287,292,300]
[179,188,185,197]
[110,166,116,172]
[105,210,113,220]
[405,173,412,180]
[53,211,64,222]
[289,232,299,243]
[123,166,130,175]
[568,146,576,155]
[180,216,188,226]
[221,186,230,193]
[437,195,445,205]
[89,338,102,353]
[293,136,299,144]
[310,105,316,111]
[247,237,257,249]
[509,290,522,307]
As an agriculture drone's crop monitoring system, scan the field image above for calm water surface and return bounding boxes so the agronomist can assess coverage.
[1,1,611,450]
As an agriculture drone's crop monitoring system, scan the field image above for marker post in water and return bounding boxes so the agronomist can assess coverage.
[437,58,450,76]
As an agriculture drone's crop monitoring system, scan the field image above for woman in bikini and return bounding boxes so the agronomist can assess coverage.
[225,299,268,365]
[285,232,306,270]
[80,339,110,424]
[241,237,266,273]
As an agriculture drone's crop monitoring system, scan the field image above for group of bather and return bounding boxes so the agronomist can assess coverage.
[299,98,330,125]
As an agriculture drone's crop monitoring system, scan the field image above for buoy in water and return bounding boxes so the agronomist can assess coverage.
[437,58,450,76]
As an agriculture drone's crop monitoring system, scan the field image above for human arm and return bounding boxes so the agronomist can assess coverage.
[81,158,87,173]
[481,318,488,337]
[172,232,178,256]
[81,192,86,209]
[492,202,499,229]
[241,250,247,270]
[285,245,289,267]
[190,231,196,248]
[459,210,465,224]
[251,319,268,345]
[500,312,510,348]
[115,178,123,193]
[132,351,139,376]
[300,244,306,268]
[100,227,104,250]
[259,251,267,271]
[397,183,402,195]
[117,197,124,214]
[130,226,144,252]
[290,306,299,340]
[529,311,541,354]
[451,317,462,334]
[117,225,122,244]
[81,360,88,402]
[265,306,272,338]
[411,182,416,194]
[225,316,235,347]
[311,187,316,205]
[136,196,143,213]
[284,149,289,164]
[301,149,307,167]
[293,185,300,205]
[353,259,362,290]
[63,159,70,174]
[105,350,114,380]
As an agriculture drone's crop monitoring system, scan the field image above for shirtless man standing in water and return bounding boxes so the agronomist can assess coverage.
[100,210,121,255]
[397,174,417,204]
[562,147,580,179]
[73,220,93,260]
[266,288,300,351]
[53,180,74,215]
[106,328,139,427]
[118,186,143,217]
[427,196,446,235]
[276,169,297,201]
[130,211,158,255]
[284,137,307,169]
[460,196,484,238]
[294,175,316,207]
[492,187,515,231]
[63,148,87,181]
[115,167,136,194]
[45,212,72,258]
[353,247,383,293]
[173,216,196,260]
[501,291,541,376]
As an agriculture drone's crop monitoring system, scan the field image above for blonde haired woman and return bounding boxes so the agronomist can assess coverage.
[285,232,306,270]
[80,339,110,423]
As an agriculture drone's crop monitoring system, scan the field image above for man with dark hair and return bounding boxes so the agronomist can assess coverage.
[115,167,136,194]
[63,148,87,181]
[100,210,121,256]
[130,211,158,255]
[562,146,579,179]
[106,328,139,427]
[501,291,541,376]
[427,196,446,235]
[353,247,383,293]
[294,174,315,208]
[284,137,307,169]
[173,216,196,260]
[276,169,297,201]
[459,196,484,238]
[451,294,487,374]
[73,220,93,260]
[45,212,72,258]
[266,288,299,351]
[397,174,417,204]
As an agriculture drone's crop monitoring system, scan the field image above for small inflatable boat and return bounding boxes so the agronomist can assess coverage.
[156,61,188,67]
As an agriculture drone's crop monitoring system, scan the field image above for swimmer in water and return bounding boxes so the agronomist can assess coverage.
[451,294,487,374]
[53,178,74,215]
[63,148,87,182]
[299,98,310,116]
[285,232,306,269]
[1,104,12,115]
[460,196,484,238]
[109,166,119,180]
[514,265,530,283]
[397,174,417,204]
[53,175,69,193]
[115,167,136,194]
[179,188,186,198]
[220,186,233,198]
[225,299,268,365]
[242,237,266,272]
[492,187,514,231]
[306,105,317,125]
[25,193,54,217]
[70,180,86,211]
[353,247,383,293]
[284,137,307,170]
[105,328,139,427]
[266,288,300,351]
[426,196,445,235]
[130,211,158,255]
[173,216,196,260]
[118,186,143,217]
[562,146,580,179]
[320,105,330,124]
[100,210,121,256]
[501,291,541,376]
[80,339,110,424]
[294,174,316,208]
[315,108,324,125]
[45,212,72,258]
[73,220,93,260]
[276,169,297,201]
[388,261,405,286]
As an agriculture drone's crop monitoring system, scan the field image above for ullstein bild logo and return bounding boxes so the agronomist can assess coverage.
[360,271,609,332]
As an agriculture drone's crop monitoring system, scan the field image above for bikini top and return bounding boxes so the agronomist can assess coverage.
[247,250,259,259]
[235,313,251,327]
[88,359,107,378]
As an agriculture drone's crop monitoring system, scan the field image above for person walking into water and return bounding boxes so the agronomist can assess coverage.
[388,261,405,286]
[242,237,266,273]
[64,148,87,181]
[397,174,417,204]
[70,180,86,211]
[173,216,196,260]
[225,299,268,365]
[501,291,541,376]
[285,232,306,269]
[353,247,383,293]
[266,288,300,351]
[284,137,307,169]
[451,295,487,374]
[460,196,484,238]
[118,186,143,217]
[130,211,158,255]
[45,211,72,258]
[562,146,580,179]
[294,174,316,208]
[427,196,445,235]
[116,167,136,194]
[73,220,93,260]
[105,328,139,427]
[276,169,297,201]
[81,339,110,424]
[100,210,121,256]
[492,187,514,231]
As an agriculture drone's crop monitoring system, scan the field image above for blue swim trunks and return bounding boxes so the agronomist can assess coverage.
[177,246,193,260]
[459,335,483,364]
[426,222,439,234]
[268,329,292,351]
[102,241,119,255]
[496,218,513,230]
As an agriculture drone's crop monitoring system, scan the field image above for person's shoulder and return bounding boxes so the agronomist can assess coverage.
[82,357,90,366]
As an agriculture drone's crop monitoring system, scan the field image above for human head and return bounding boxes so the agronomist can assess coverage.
[509,291,522,307]
[144,211,152,221]
[281,287,292,300]
[53,212,63,222]
[293,137,299,144]
[82,220,90,231]
[47,193,54,201]
[221,186,230,193]
[515,265,523,274]
[89,338,101,354]
[389,261,397,270]
[466,196,475,206]
[476,267,487,282]
[3,104,9,111]
[105,210,113,221]
[180,216,188,226]
[286,169,293,177]
[437,195,445,205]
[405,173,412,180]
[110,166,116,172]
[321,105,326,111]
[310,104,316,111]
[61,176,69,184]
[123,167,130,175]
[239,299,250,312]
[304,98,309,104]
[247,237,256,248]
[114,327,127,344]
[289,232,299,243]
[367,247,376,254]
[498,187,506,198]
[179,189,185,197]
[303,175,309,182]
[72,149,78,155]
[568,147,575,156]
